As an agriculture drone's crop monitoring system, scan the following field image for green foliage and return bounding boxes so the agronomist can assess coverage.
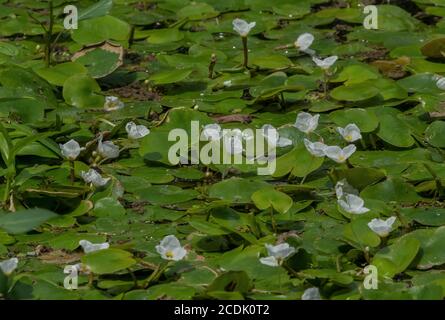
[0,0,445,301]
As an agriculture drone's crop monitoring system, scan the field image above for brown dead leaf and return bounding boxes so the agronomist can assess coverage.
[371,56,410,79]
[38,250,82,265]
[212,114,253,124]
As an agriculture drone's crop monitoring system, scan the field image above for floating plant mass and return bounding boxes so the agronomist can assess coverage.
[0,0,444,302]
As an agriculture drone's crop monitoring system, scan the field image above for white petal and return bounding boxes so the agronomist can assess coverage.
[343,144,357,159]
[126,122,150,139]
[437,77,445,90]
[79,240,109,253]
[0,258,18,275]
[81,169,110,187]
[295,33,314,51]
[302,287,321,300]
[324,146,343,163]
[295,112,319,134]
[232,18,255,37]
[265,243,295,259]
[304,138,326,157]
[259,256,279,267]
[98,135,120,159]
[60,139,83,160]
[277,137,293,147]
[104,96,124,111]
[202,124,222,141]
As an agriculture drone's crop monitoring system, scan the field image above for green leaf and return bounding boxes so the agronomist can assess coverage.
[425,121,445,148]
[372,236,420,278]
[35,62,88,86]
[79,0,113,21]
[82,249,136,274]
[149,68,193,85]
[63,74,104,108]
[0,208,57,234]
[209,178,269,203]
[330,108,379,133]
[72,16,131,46]
[251,188,293,214]
[330,82,380,101]
[402,226,445,270]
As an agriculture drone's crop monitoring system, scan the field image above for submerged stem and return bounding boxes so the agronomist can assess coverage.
[242,36,248,68]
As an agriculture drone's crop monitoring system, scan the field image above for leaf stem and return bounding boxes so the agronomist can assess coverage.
[242,36,248,68]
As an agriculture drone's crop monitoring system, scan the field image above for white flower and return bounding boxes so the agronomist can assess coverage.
[223,129,244,155]
[259,243,295,267]
[81,169,110,187]
[335,179,358,200]
[60,139,84,160]
[294,33,315,55]
[337,124,362,142]
[223,80,232,87]
[436,77,445,90]
[79,240,110,254]
[294,112,319,134]
[201,124,222,141]
[98,134,120,159]
[126,122,150,139]
[262,124,292,148]
[302,287,321,300]
[304,138,327,157]
[232,18,256,37]
[104,96,124,112]
[338,194,370,214]
[312,56,338,70]
[324,145,356,163]
[156,235,187,261]
[368,217,396,237]
[0,258,18,276]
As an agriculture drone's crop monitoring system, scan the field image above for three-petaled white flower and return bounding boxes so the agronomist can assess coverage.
[262,124,292,148]
[104,96,124,112]
[156,235,187,261]
[302,287,321,300]
[201,124,222,141]
[60,139,84,160]
[294,112,319,134]
[312,56,338,70]
[338,194,370,214]
[232,18,256,37]
[324,145,356,163]
[368,217,396,237]
[223,129,244,155]
[126,122,150,140]
[304,138,327,157]
[337,124,362,142]
[294,33,315,55]
[335,179,358,200]
[0,258,18,276]
[436,77,445,90]
[259,243,296,267]
[79,240,110,254]
[80,169,110,187]
[98,134,120,159]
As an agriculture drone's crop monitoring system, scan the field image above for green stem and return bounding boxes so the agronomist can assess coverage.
[270,207,277,233]
[242,36,248,68]
[70,160,75,185]
[2,177,10,206]
[45,1,54,67]
[323,71,329,98]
